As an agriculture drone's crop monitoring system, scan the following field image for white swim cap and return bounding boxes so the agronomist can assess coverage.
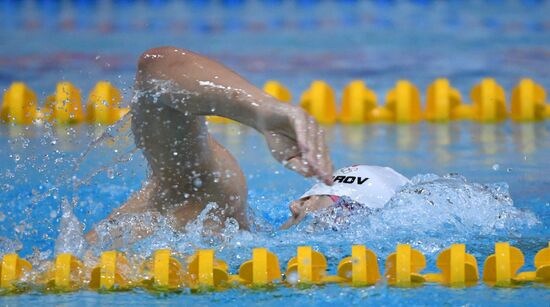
[301,165,410,209]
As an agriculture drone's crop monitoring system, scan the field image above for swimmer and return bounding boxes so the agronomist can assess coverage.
[280,165,410,230]
[85,46,334,244]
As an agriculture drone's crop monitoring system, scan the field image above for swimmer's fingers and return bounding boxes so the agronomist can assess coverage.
[312,122,333,185]
[291,111,332,185]
[287,111,315,177]
[302,115,332,185]
[284,156,315,177]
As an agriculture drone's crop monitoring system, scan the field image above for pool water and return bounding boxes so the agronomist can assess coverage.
[1,0,550,305]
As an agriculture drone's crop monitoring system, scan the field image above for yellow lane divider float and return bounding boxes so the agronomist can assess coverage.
[185,249,230,290]
[238,248,281,286]
[44,81,85,124]
[469,78,508,122]
[42,253,86,292]
[337,245,380,286]
[87,81,130,125]
[383,80,423,123]
[511,78,549,122]
[424,244,479,287]
[385,244,426,287]
[1,81,128,125]
[2,79,550,126]
[482,242,550,286]
[141,249,184,290]
[425,78,471,121]
[0,254,32,289]
[1,242,548,293]
[340,80,378,124]
[300,80,338,124]
[264,80,292,103]
[89,251,133,291]
[1,82,38,125]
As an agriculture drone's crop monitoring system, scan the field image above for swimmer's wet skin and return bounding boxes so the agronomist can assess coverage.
[85,47,333,245]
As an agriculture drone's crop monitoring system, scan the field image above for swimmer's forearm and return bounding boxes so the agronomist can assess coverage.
[137,47,287,132]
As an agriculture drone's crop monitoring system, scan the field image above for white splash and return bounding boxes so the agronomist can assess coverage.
[54,197,87,257]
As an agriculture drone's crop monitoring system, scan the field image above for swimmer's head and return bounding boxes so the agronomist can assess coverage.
[280,195,335,230]
[279,165,410,230]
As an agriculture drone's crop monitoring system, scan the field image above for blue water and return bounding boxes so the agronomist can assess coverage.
[1,0,550,305]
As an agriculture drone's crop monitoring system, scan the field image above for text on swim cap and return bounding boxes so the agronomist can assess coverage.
[333,176,369,184]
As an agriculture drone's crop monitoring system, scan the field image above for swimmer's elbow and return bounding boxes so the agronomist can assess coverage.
[137,46,189,72]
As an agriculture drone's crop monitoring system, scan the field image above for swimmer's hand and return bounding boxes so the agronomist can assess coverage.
[260,104,333,185]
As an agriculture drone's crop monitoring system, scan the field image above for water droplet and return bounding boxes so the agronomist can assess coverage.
[193,178,203,188]
[107,168,115,179]
[492,164,500,171]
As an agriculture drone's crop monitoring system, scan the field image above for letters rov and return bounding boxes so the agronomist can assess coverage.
[332,176,369,184]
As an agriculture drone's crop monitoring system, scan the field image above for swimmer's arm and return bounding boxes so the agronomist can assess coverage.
[84,181,156,245]
[136,47,333,184]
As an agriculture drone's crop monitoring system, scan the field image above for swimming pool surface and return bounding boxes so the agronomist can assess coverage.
[1,0,549,305]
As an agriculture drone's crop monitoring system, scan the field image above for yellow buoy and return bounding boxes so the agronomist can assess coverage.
[534,242,550,283]
[470,78,507,122]
[1,82,38,125]
[385,244,426,287]
[337,245,381,286]
[45,82,85,124]
[482,242,524,286]
[425,78,465,121]
[300,81,337,124]
[139,249,184,290]
[285,246,327,284]
[513,241,550,284]
[384,80,422,123]
[89,251,132,290]
[0,254,32,289]
[41,253,85,291]
[86,81,129,125]
[339,80,378,124]
[263,80,292,103]
[424,244,478,287]
[510,78,547,122]
[185,249,229,289]
[238,248,281,286]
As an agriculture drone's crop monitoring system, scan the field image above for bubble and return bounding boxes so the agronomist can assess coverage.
[492,164,500,171]
[286,271,299,285]
[193,177,203,188]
